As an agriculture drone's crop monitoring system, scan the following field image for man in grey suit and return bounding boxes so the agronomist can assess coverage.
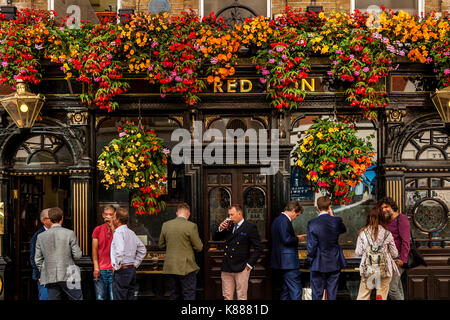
[35,207,83,300]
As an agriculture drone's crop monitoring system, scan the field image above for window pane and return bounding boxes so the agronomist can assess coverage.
[90,0,117,11]
[129,205,178,248]
[13,135,73,168]
[244,187,266,239]
[221,174,232,185]
[204,0,267,21]
[418,147,445,160]
[355,1,417,15]
[417,178,428,188]
[208,174,219,185]
[209,187,231,239]
[406,190,428,212]
[243,173,253,184]
[431,178,441,188]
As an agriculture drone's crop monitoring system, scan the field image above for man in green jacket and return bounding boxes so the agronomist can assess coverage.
[159,202,203,300]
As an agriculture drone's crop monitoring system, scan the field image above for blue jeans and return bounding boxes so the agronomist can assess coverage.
[37,281,48,300]
[94,270,114,300]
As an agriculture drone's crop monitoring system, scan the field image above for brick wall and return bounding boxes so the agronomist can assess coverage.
[0,0,47,10]
[287,0,350,12]
[440,0,450,11]
[1,0,449,15]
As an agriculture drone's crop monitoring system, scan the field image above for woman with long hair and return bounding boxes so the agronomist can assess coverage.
[355,207,399,300]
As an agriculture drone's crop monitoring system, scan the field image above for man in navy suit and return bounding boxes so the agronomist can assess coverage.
[270,201,306,300]
[30,208,52,300]
[213,205,263,300]
[307,196,347,300]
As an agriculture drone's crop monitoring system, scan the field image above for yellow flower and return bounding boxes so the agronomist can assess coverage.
[297,159,303,167]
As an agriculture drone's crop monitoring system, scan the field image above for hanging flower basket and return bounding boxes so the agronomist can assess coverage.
[97,121,170,215]
[292,118,375,204]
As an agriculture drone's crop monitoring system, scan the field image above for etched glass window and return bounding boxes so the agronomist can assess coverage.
[244,187,266,239]
[209,187,231,239]
[354,0,418,16]
[202,0,269,23]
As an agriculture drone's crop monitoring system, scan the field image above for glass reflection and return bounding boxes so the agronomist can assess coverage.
[209,187,231,239]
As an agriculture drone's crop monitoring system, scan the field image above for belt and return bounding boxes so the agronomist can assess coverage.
[119,264,135,270]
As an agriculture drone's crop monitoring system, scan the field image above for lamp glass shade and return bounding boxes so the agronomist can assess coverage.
[0,82,45,128]
[431,87,450,124]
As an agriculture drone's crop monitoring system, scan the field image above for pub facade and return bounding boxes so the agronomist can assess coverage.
[0,0,449,300]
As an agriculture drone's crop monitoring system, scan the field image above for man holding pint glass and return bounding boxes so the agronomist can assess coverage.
[213,205,263,300]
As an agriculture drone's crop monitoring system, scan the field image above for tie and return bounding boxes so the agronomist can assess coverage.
[233,224,238,234]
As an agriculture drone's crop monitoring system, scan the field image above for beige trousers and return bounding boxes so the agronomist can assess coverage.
[221,269,251,300]
[357,276,392,300]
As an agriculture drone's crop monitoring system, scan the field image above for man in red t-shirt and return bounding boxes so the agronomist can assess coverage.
[92,205,116,300]
[378,197,411,300]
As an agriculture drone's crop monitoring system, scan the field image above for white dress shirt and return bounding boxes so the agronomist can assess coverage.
[110,225,147,271]
[282,212,291,221]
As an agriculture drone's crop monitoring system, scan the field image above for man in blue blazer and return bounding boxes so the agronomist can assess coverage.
[270,201,306,300]
[307,196,347,300]
[30,208,52,300]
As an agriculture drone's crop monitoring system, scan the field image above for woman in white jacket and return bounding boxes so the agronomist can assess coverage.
[355,207,400,300]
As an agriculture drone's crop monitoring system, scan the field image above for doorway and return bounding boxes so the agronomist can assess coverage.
[204,167,272,299]
[11,174,71,300]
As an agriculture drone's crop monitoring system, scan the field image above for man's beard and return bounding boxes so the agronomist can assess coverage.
[386,210,393,219]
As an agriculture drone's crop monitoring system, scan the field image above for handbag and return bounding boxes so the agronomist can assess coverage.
[396,217,427,269]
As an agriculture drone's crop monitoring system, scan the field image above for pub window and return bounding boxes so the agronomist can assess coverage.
[14,134,73,168]
[290,115,378,246]
[405,177,450,240]
[96,116,184,248]
[401,129,449,161]
[49,0,120,24]
[200,0,271,21]
[48,0,121,12]
[89,0,120,12]
[351,0,424,16]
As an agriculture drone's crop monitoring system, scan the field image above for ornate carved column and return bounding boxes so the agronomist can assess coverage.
[70,171,92,255]
[385,171,405,212]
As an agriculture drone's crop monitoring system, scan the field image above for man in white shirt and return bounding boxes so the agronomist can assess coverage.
[110,207,147,300]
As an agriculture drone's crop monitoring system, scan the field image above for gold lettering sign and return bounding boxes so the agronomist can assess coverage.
[214,81,224,93]
[227,79,238,93]
[240,79,252,93]
[301,78,315,91]
[212,78,318,93]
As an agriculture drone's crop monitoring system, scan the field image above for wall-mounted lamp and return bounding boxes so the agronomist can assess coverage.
[430,86,450,130]
[0,79,45,128]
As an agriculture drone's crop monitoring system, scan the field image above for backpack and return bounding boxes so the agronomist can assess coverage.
[361,228,390,278]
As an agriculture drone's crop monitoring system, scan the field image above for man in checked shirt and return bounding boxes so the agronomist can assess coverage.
[110,207,147,300]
